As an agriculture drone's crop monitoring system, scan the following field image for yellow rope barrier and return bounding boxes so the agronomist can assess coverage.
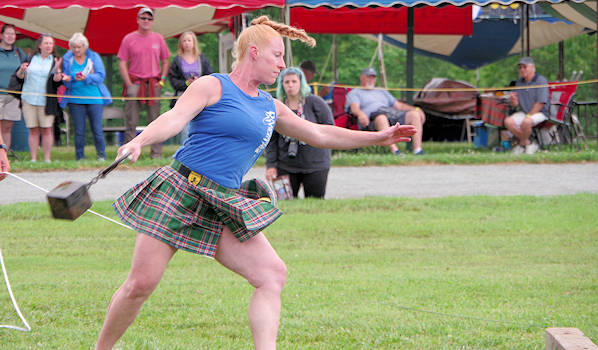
[310,78,598,93]
[0,79,596,100]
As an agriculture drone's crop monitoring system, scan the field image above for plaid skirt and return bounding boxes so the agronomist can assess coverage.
[113,160,283,257]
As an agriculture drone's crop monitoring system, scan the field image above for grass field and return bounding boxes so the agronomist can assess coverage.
[6,141,598,172]
[1,195,596,349]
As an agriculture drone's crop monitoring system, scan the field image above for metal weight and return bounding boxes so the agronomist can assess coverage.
[46,151,131,220]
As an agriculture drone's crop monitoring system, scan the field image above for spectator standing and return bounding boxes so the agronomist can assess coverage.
[0,133,9,180]
[167,31,213,143]
[504,57,549,155]
[16,33,63,163]
[300,59,334,102]
[168,31,213,108]
[60,32,112,161]
[0,24,25,150]
[265,67,334,198]
[346,67,426,155]
[117,7,170,158]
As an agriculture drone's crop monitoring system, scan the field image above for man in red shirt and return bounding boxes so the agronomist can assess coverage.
[117,7,170,158]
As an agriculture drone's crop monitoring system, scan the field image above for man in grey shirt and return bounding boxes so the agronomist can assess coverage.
[345,67,425,155]
[505,57,549,155]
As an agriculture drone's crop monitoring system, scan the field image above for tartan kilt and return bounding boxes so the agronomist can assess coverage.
[113,164,283,258]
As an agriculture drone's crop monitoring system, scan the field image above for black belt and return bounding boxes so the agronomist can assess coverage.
[172,160,203,185]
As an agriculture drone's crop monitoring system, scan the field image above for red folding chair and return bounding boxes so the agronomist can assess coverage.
[331,86,359,130]
[534,81,578,147]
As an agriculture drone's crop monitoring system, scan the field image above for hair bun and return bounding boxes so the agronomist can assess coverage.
[251,15,270,26]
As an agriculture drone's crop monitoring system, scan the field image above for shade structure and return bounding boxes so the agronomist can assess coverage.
[371,11,590,69]
[539,0,597,30]
[287,0,574,7]
[0,1,283,54]
[289,6,473,35]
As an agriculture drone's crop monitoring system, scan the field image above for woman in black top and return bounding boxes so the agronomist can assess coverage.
[265,67,334,198]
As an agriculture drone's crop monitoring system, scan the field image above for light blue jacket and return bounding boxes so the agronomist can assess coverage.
[60,48,112,108]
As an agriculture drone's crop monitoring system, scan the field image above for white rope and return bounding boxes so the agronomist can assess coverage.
[0,249,31,332]
[2,172,133,231]
[2,172,50,193]
[87,209,134,231]
[0,171,135,332]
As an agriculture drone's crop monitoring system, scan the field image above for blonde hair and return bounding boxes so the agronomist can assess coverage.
[176,31,200,59]
[232,15,315,69]
[68,32,89,50]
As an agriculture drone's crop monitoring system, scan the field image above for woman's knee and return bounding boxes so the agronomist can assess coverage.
[250,258,287,292]
[122,275,160,300]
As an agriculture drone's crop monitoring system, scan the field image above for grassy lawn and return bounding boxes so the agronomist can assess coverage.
[5,141,598,172]
[1,195,596,349]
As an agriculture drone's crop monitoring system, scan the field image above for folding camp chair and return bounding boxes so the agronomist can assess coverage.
[533,82,578,148]
[331,86,359,130]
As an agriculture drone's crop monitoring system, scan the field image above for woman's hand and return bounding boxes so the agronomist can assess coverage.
[75,72,86,81]
[17,62,29,78]
[377,123,417,146]
[265,167,278,182]
[117,142,141,163]
[62,74,71,82]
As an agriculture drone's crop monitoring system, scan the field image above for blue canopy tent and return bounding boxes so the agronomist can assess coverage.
[371,5,591,70]
[287,0,588,102]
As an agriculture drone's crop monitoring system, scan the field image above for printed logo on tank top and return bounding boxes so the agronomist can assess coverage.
[152,44,160,51]
[254,110,276,155]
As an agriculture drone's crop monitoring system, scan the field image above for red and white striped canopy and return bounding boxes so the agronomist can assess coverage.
[0,1,283,54]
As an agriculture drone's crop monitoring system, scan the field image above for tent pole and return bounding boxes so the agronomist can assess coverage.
[406,7,414,104]
[333,34,338,81]
[520,6,524,56]
[105,55,113,94]
[284,5,292,67]
[378,34,387,89]
[526,4,530,56]
[558,41,564,81]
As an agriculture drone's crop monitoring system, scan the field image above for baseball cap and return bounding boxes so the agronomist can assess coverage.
[518,57,534,66]
[138,7,154,17]
[361,67,377,76]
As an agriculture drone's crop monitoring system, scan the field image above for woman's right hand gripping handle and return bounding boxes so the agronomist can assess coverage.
[117,142,140,163]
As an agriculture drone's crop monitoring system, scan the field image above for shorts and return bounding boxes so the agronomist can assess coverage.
[21,100,54,128]
[0,94,21,121]
[362,106,407,131]
[113,160,283,258]
[509,111,547,127]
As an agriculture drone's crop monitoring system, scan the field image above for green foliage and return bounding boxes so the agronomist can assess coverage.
[0,195,597,348]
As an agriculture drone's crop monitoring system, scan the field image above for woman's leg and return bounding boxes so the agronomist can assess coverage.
[215,227,287,350]
[88,104,106,159]
[40,126,53,162]
[0,120,14,149]
[95,233,177,350]
[70,104,87,160]
[302,169,329,198]
[28,127,40,161]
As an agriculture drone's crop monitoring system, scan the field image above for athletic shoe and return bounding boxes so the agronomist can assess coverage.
[512,145,524,155]
[97,157,106,162]
[414,149,425,155]
[525,143,539,155]
[393,149,402,156]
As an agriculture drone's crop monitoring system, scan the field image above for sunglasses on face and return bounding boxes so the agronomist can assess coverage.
[138,16,154,21]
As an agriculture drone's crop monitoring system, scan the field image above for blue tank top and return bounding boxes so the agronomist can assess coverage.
[174,74,276,188]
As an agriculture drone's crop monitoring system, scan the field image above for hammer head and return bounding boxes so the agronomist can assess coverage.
[46,181,91,220]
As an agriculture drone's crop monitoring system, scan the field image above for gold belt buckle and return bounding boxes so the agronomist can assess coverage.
[187,171,202,185]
